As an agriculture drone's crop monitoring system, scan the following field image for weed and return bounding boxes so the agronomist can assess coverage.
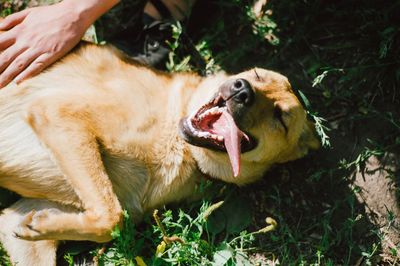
[63,253,74,266]
[297,90,331,148]
[93,196,278,265]
[0,244,11,266]
[245,1,279,46]
[166,22,192,73]
[98,211,147,265]
[339,146,384,172]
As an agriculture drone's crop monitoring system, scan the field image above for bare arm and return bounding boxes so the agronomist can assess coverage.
[0,0,119,88]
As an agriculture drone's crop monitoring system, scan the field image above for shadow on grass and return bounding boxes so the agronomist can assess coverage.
[187,0,399,263]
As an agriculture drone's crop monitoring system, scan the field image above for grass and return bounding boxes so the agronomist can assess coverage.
[0,245,11,266]
[1,0,400,265]
[91,192,278,266]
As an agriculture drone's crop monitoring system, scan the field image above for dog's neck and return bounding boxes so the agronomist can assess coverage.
[141,73,205,211]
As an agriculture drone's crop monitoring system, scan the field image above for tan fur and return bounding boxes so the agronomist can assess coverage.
[0,43,319,265]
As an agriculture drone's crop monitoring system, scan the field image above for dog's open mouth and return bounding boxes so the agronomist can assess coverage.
[179,94,256,177]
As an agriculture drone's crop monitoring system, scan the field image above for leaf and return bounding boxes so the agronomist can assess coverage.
[111,225,121,239]
[224,196,252,234]
[297,90,311,109]
[212,245,234,266]
[234,251,253,266]
[207,209,226,235]
[206,194,252,236]
[135,256,147,266]
[155,241,166,257]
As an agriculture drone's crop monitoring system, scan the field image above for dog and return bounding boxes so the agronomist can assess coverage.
[0,43,319,265]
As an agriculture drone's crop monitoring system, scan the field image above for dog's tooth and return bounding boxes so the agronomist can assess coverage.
[207,108,216,115]
[217,135,224,142]
[211,106,219,112]
[198,131,209,138]
[203,108,212,116]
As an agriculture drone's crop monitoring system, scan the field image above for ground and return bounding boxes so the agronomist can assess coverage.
[0,0,399,265]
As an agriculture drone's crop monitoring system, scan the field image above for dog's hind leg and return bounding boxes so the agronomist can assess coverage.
[0,199,59,266]
[14,100,123,243]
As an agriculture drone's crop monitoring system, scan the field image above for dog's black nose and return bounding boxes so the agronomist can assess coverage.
[231,79,254,106]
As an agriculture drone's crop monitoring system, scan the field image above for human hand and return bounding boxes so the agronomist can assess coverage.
[0,0,115,88]
[0,3,89,88]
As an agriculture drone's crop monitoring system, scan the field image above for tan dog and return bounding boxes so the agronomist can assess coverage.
[0,43,319,265]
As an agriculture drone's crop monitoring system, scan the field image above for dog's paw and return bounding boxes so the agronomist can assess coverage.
[14,209,57,240]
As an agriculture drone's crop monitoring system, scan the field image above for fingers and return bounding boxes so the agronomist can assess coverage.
[0,9,30,30]
[0,31,16,51]
[0,44,26,73]
[15,53,53,85]
[0,49,39,88]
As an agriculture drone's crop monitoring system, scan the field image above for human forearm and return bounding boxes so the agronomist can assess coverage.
[60,0,120,31]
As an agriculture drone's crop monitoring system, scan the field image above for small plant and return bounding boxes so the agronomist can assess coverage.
[246,0,279,46]
[88,196,278,266]
[0,244,11,266]
[339,146,384,171]
[97,210,147,265]
[361,243,379,266]
[63,253,74,266]
[153,200,277,265]
[166,22,192,73]
[195,40,221,75]
[297,90,331,148]
[310,114,331,148]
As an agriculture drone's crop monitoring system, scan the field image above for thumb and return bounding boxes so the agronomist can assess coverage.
[0,9,30,30]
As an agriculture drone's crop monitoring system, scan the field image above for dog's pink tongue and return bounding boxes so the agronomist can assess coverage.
[212,110,246,177]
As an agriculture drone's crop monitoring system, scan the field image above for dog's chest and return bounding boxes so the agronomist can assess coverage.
[102,153,149,219]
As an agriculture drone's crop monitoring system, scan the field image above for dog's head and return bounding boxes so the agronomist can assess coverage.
[179,68,320,185]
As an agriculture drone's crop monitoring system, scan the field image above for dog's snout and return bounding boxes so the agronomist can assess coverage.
[231,79,254,106]
[219,78,255,107]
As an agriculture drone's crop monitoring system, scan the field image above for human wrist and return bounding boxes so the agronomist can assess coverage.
[60,0,119,28]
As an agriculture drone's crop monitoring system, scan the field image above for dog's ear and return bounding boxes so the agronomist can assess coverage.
[298,120,320,154]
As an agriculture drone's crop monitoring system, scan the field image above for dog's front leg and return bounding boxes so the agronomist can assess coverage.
[14,102,123,243]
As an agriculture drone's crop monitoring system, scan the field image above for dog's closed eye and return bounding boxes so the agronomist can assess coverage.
[273,104,288,133]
